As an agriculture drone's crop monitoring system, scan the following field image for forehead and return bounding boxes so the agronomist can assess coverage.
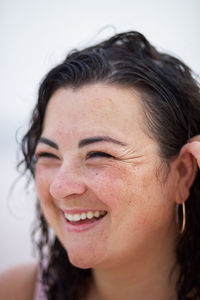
[42,84,146,141]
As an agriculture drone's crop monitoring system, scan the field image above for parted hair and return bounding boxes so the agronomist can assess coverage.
[20,31,200,299]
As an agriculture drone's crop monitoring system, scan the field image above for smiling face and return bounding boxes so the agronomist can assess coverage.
[35,84,179,270]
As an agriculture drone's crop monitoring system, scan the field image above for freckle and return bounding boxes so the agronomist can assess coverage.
[108,98,113,103]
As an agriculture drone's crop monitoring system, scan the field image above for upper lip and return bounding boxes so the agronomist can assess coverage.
[61,208,107,214]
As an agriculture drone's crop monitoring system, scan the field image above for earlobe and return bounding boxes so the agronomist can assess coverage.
[175,150,198,204]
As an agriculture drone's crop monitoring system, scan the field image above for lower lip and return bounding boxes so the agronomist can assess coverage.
[63,214,107,233]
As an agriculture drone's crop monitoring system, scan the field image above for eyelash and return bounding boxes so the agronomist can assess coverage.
[36,152,58,159]
[86,151,114,159]
[35,151,114,160]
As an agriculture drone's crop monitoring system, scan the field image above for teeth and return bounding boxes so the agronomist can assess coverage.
[94,211,100,218]
[73,214,81,221]
[80,212,87,220]
[64,210,106,222]
[87,211,93,219]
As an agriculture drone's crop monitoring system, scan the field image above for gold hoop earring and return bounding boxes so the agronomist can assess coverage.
[176,202,186,234]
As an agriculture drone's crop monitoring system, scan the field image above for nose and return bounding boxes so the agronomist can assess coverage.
[49,164,87,200]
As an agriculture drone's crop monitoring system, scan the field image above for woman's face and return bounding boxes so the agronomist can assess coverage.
[35,84,179,269]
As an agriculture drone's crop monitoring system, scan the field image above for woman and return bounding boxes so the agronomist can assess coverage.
[1,31,200,300]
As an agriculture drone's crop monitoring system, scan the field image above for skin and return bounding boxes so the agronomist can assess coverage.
[181,135,200,168]
[34,83,197,300]
[0,264,37,300]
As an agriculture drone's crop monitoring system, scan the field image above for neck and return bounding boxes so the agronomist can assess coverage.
[88,233,178,300]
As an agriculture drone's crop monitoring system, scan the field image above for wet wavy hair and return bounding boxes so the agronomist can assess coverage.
[20,31,200,299]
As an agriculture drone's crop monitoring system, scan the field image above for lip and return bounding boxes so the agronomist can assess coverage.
[62,210,107,233]
[62,208,107,214]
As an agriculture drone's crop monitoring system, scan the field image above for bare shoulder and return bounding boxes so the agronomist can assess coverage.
[0,263,38,300]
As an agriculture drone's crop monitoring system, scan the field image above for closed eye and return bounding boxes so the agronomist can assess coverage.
[86,151,114,159]
[36,152,58,159]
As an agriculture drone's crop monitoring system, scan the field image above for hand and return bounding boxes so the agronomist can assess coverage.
[181,135,200,168]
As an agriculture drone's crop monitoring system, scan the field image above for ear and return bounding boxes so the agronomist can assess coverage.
[175,147,198,204]
[180,138,200,168]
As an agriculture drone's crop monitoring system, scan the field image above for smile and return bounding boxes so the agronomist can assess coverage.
[64,210,107,222]
[62,209,107,232]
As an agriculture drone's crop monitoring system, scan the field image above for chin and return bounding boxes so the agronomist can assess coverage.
[65,243,102,269]
[60,236,105,269]
[67,252,96,269]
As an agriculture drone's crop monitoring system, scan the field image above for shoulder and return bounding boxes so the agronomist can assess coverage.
[0,263,38,300]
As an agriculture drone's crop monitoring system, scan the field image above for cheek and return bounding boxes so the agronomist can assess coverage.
[85,164,143,229]
[35,164,54,206]
[86,165,129,210]
[35,166,61,233]
[88,163,173,230]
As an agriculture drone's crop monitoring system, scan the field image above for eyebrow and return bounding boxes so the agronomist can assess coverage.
[78,136,126,148]
[38,136,126,150]
[38,137,59,150]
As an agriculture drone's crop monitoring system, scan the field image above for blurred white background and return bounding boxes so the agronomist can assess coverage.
[0,0,200,272]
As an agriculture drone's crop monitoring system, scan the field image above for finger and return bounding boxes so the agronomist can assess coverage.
[189,135,200,143]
